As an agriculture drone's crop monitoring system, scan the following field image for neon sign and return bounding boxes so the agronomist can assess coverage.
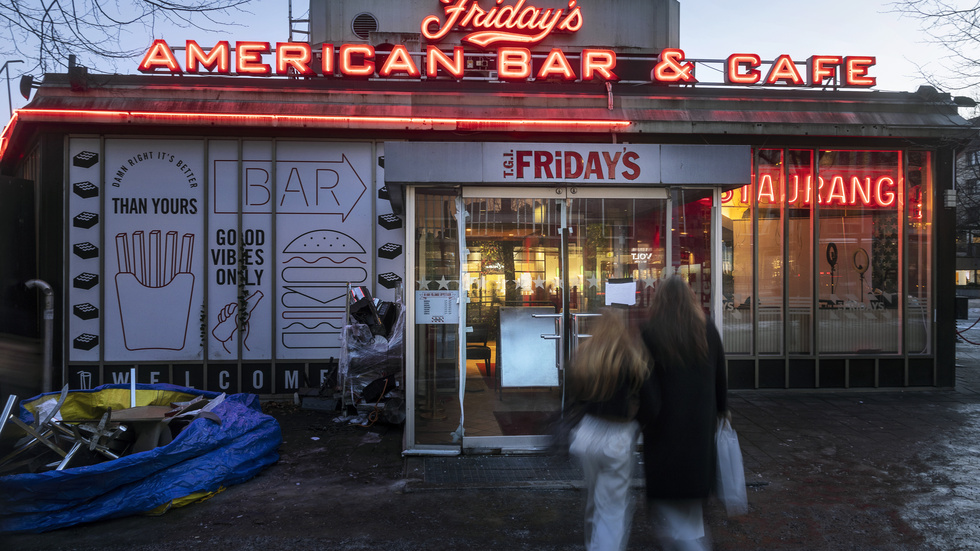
[421,0,584,47]
[722,174,899,207]
[138,41,876,88]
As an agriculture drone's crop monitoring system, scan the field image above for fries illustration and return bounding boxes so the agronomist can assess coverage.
[115,230,196,350]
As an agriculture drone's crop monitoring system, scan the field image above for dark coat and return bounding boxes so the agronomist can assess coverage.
[637,319,728,500]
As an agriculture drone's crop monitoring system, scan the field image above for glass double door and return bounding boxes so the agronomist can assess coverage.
[459,186,669,450]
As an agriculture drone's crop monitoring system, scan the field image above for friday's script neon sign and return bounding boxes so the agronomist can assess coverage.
[422,0,584,47]
[138,0,876,87]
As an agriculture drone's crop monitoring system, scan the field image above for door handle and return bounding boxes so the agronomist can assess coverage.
[532,313,562,340]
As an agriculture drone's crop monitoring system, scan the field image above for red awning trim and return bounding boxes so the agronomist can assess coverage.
[0,108,631,162]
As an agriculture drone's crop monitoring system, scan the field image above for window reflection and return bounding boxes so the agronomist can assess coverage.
[724,149,922,358]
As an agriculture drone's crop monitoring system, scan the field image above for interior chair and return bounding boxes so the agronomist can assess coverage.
[466,324,494,386]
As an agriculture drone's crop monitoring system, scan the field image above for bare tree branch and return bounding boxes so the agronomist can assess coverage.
[890,1,980,97]
[0,0,257,74]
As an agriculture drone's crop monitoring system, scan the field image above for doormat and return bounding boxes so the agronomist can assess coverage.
[493,410,559,435]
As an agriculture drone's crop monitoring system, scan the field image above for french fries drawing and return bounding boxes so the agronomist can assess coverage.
[115,230,196,351]
[212,290,264,354]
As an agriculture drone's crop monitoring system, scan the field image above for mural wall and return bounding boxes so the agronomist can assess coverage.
[66,138,404,393]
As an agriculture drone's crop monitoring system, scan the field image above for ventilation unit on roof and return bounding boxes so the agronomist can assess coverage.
[352,13,379,40]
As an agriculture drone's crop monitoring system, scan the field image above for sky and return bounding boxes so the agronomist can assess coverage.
[682,0,946,91]
[0,0,964,121]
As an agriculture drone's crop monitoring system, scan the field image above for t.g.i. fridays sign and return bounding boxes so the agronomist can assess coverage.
[138,0,876,87]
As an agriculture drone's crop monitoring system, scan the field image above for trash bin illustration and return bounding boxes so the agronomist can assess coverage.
[115,230,195,350]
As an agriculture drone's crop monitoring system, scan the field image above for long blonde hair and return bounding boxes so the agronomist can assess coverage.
[643,275,708,368]
[568,309,648,402]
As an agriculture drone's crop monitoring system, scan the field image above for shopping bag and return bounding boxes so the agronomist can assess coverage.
[715,418,748,516]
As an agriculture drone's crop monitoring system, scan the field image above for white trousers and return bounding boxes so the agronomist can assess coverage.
[569,414,639,551]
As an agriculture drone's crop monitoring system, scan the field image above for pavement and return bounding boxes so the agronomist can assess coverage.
[6,303,980,550]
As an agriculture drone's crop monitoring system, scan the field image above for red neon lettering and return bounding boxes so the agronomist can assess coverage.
[765,55,804,85]
[728,173,899,207]
[422,0,583,47]
[758,174,776,203]
[139,39,181,73]
[621,151,640,180]
[236,42,271,75]
[850,176,872,205]
[186,41,229,73]
[276,42,313,75]
[581,49,618,81]
[340,44,375,76]
[426,46,465,78]
[653,48,697,83]
[498,47,532,80]
[379,45,421,77]
[726,54,761,85]
[808,55,841,86]
[321,44,335,75]
[557,1,583,31]
[875,176,896,206]
[826,176,847,205]
[537,49,576,81]
[788,175,800,203]
[845,56,876,86]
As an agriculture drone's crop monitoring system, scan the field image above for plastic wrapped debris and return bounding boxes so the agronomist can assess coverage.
[0,384,281,534]
[339,299,405,422]
[340,301,404,397]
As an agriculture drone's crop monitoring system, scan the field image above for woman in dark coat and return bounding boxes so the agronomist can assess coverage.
[637,275,729,550]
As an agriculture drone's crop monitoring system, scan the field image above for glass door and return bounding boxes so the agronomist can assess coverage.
[459,186,668,451]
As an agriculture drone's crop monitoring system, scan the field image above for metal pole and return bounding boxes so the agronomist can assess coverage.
[1,60,24,118]
[25,279,55,393]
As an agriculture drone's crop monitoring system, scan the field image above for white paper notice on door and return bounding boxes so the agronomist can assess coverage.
[415,290,459,324]
[605,278,637,306]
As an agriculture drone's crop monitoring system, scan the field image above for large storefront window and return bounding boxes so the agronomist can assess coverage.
[786,150,814,355]
[757,149,784,355]
[722,182,753,354]
[907,151,933,356]
[413,190,460,446]
[673,189,714,312]
[723,148,930,364]
[817,150,901,354]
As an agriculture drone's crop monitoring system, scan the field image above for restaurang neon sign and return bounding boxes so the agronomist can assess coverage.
[723,174,900,207]
[137,40,876,87]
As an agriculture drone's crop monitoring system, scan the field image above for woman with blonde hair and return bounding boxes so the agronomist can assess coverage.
[637,275,729,550]
[566,309,649,551]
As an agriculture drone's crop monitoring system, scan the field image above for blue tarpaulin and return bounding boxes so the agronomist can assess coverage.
[0,384,282,533]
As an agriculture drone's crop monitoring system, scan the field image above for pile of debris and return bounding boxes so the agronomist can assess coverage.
[1,386,224,475]
[0,384,281,534]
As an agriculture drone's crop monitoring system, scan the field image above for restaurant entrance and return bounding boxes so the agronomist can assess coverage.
[408,185,720,453]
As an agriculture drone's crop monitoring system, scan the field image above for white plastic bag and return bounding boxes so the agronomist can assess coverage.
[715,418,748,516]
